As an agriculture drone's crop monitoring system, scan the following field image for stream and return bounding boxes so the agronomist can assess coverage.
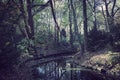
[31,59,115,80]
[20,50,118,80]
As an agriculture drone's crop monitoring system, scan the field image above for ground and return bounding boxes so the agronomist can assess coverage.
[74,50,120,78]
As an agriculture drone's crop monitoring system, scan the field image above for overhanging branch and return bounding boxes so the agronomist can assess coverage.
[49,0,59,30]
[113,7,120,16]
[33,0,50,16]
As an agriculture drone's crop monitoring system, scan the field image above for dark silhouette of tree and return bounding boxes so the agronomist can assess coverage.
[68,0,74,49]
[83,0,88,52]
[70,0,79,41]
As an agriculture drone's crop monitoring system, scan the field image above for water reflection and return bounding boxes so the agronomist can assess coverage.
[34,61,82,80]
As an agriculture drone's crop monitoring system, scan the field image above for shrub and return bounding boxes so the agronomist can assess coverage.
[88,29,108,51]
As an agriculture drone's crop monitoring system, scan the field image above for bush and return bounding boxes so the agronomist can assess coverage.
[88,28,108,51]
[110,24,120,52]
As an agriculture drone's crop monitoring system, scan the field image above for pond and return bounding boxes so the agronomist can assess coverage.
[32,59,111,80]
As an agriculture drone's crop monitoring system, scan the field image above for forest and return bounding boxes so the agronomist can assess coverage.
[0,0,120,80]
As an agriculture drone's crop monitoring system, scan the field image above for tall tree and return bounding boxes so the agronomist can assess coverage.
[27,0,34,39]
[70,0,79,41]
[50,0,60,46]
[19,0,38,57]
[83,0,88,52]
[93,0,97,30]
[68,0,74,49]
[103,0,119,32]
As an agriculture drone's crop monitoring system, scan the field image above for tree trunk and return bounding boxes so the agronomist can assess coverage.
[93,0,97,30]
[19,0,37,57]
[50,0,59,46]
[83,0,88,52]
[101,6,109,32]
[27,0,38,57]
[70,0,79,41]
[68,0,74,49]
[27,0,34,40]
[104,0,116,32]
[19,0,30,39]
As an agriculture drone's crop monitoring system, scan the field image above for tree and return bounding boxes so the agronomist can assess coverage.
[103,0,119,32]
[70,0,79,42]
[93,0,97,30]
[83,0,88,52]
[68,0,74,49]
[50,0,60,46]
[18,0,60,56]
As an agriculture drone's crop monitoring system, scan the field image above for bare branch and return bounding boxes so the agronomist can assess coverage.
[107,1,112,6]
[111,0,116,16]
[33,0,50,16]
[32,2,49,8]
[104,0,110,16]
[49,0,59,30]
[113,7,120,16]
[86,0,94,11]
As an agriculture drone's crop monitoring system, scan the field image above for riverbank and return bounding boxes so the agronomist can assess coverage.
[74,50,120,79]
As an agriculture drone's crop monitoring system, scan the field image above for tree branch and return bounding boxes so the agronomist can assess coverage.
[86,0,94,11]
[107,1,111,6]
[33,0,50,16]
[49,0,59,30]
[32,1,50,8]
[111,0,116,16]
[113,7,120,16]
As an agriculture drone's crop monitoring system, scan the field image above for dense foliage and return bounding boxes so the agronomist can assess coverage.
[0,1,20,70]
[88,28,108,51]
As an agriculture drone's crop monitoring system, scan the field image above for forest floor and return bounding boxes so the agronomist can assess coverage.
[73,49,120,78]
[19,45,120,80]
[36,45,120,77]
[37,45,120,77]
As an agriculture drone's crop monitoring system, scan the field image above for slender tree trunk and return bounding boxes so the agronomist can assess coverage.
[25,0,37,57]
[19,0,33,55]
[19,0,30,39]
[68,0,74,49]
[101,6,109,32]
[27,0,34,39]
[104,0,111,32]
[50,0,59,46]
[93,0,97,30]
[70,0,79,41]
[83,0,88,52]
[104,0,116,32]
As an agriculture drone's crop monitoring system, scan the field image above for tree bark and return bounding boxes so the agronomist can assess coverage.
[93,0,97,30]
[104,0,117,32]
[27,0,34,40]
[50,0,59,46]
[83,0,88,52]
[68,0,74,49]
[70,0,79,41]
